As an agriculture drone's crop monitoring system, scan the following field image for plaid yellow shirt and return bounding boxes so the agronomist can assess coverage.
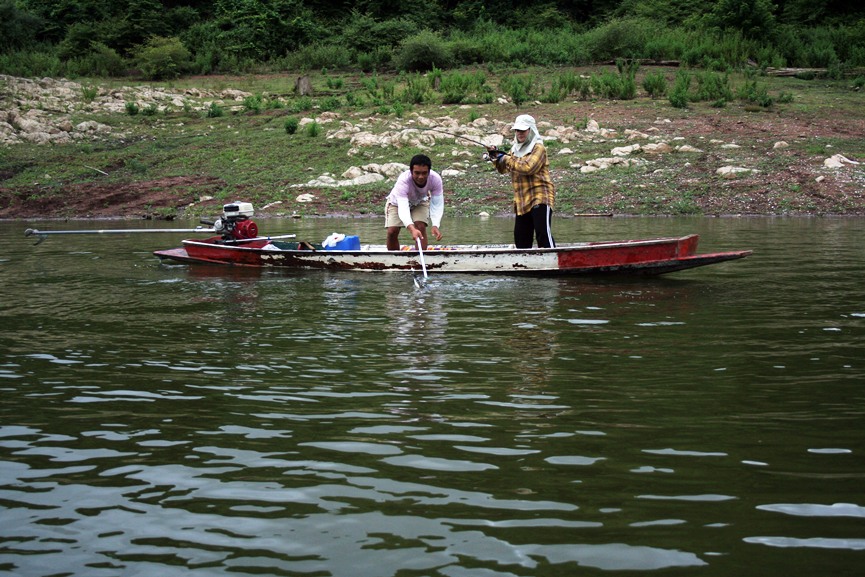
[496,142,555,216]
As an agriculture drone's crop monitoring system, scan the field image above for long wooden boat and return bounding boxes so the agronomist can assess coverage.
[153,234,751,276]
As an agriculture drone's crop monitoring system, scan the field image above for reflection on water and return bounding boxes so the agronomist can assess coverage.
[1,217,864,576]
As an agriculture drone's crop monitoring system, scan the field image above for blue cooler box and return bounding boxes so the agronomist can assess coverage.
[325,235,360,250]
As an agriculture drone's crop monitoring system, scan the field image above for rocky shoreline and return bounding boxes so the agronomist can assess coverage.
[2,73,864,219]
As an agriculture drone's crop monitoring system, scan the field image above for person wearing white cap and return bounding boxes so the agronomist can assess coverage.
[486,114,556,248]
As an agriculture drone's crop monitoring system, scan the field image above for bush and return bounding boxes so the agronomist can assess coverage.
[668,71,692,109]
[305,121,321,137]
[134,36,191,80]
[556,70,585,95]
[642,28,688,61]
[737,77,773,107]
[590,66,637,100]
[363,75,395,105]
[693,71,733,103]
[399,73,429,104]
[356,47,392,72]
[125,101,140,116]
[288,96,313,113]
[449,38,485,66]
[344,91,364,107]
[583,17,655,61]
[82,42,126,77]
[541,71,588,103]
[0,48,62,77]
[591,72,621,99]
[615,58,639,99]
[825,54,845,80]
[500,74,535,106]
[206,102,224,118]
[439,69,489,104]
[81,85,98,102]
[642,71,667,99]
[319,95,341,111]
[281,43,351,72]
[59,40,127,78]
[849,45,865,68]
[393,30,454,72]
[680,29,754,70]
[340,13,415,52]
[243,94,263,113]
[540,78,567,103]
[284,117,299,134]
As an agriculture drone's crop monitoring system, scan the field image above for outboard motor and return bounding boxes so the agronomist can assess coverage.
[203,202,259,241]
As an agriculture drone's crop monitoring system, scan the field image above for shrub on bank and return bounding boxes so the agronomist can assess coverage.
[279,43,352,72]
[643,71,668,98]
[133,36,191,81]
[393,31,454,72]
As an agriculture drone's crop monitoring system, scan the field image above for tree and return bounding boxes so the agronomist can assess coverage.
[0,0,44,52]
[708,0,778,39]
[114,0,171,50]
[211,0,326,61]
[613,0,714,25]
[22,0,114,42]
[57,21,100,59]
[351,0,441,23]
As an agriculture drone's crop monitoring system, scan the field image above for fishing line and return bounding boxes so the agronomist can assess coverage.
[422,127,489,148]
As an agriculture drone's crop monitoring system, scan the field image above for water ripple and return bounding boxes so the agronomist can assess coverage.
[382,454,498,472]
[4,218,865,576]
[756,502,865,518]
[744,536,865,551]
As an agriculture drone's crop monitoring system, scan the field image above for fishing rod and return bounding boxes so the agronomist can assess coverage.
[25,227,217,236]
[423,127,509,163]
[410,237,429,289]
[25,226,216,245]
[423,127,491,149]
[25,227,298,246]
[416,237,428,279]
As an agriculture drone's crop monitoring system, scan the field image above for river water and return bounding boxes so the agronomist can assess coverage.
[1,216,864,577]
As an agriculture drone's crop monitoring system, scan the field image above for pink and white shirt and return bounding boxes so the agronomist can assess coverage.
[386,170,444,228]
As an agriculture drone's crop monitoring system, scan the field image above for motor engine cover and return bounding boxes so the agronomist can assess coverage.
[232,219,258,239]
[223,202,254,219]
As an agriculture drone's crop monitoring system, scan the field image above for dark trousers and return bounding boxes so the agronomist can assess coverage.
[514,204,555,249]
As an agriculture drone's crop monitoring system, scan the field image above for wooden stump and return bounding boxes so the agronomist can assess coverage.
[295,76,313,96]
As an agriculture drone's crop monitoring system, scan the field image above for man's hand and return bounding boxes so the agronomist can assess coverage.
[407,224,424,242]
[430,226,443,242]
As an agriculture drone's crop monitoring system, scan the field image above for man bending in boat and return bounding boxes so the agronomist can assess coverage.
[385,153,444,250]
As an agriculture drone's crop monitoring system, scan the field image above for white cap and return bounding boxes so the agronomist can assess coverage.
[512,114,535,131]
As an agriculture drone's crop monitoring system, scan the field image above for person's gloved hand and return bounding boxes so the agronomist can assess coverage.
[486,148,504,162]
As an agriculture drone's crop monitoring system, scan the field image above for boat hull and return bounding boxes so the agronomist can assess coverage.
[154,234,751,276]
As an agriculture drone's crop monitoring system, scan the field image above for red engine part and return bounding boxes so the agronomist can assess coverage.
[232,219,258,240]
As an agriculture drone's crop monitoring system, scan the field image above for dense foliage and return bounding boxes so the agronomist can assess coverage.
[1,0,864,78]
